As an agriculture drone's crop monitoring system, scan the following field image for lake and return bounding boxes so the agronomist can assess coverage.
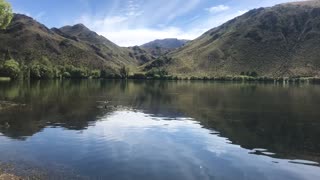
[0,80,319,180]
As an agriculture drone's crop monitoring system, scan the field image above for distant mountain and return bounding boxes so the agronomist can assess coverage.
[160,0,320,77]
[141,38,190,57]
[142,38,190,49]
[3,0,320,79]
[0,14,147,74]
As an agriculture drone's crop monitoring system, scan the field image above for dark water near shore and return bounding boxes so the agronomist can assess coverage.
[0,80,320,180]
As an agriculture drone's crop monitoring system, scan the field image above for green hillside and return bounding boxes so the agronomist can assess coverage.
[0,14,146,79]
[163,1,320,78]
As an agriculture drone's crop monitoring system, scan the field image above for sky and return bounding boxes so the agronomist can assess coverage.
[8,0,301,46]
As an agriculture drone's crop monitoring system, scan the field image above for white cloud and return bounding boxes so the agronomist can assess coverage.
[74,0,299,46]
[96,27,203,47]
[35,11,46,21]
[206,5,230,13]
[167,0,201,21]
[13,9,31,17]
[77,7,248,46]
[203,10,248,28]
[75,0,205,46]
[13,9,46,21]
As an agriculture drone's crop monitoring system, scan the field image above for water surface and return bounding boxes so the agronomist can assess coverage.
[0,80,319,179]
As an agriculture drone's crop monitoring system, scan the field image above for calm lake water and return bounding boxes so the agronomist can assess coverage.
[0,80,320,180]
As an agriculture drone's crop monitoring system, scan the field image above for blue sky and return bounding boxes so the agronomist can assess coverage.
[8,0,300,46]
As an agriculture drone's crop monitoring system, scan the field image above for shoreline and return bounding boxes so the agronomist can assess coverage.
[1,76,320,84]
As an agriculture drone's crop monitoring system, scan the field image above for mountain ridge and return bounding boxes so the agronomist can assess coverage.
[2,1,320,79]
[0,14,145,76]
[141,38,190,57]
[161,0,320,77]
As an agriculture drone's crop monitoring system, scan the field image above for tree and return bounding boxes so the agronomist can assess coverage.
[119,66,130,79]
[1,59,20,79]
[250,71,258,77]
[0,0,13,29]
[30,64,41,79]
[91,70,100,79]
[30,64,54,79]
[4,49,11,60]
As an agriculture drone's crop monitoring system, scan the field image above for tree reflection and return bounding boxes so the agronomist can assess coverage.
[0,80,320,163]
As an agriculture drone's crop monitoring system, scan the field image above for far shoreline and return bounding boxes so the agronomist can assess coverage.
[1,76,320,84]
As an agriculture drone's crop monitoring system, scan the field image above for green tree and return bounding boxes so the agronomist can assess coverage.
[39,65,54,79]
[0,0,13,29]
[30,64,41,79]
[62,72,71,78]
[1,59,20,79]
[119,66,130,79]
[30,64,54,79]
[250,71,258,77]
[100,66,118,79]
[91,70,100,79]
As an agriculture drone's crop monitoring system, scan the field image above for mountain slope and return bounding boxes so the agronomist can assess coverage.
[166,0,320,77]
[0,14,141,72]
[141,38,189,57]
[142,38,189,49]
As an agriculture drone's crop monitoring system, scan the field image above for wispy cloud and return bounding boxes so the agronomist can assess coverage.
[206,5,230,13]
[35,11,46,21]
[13,9,46,21]
[11,0,311,46]
[73,0,299,46]
[76,0,204,46]
[125,0,144,17]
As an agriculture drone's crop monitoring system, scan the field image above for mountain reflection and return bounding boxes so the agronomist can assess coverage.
[0,80,320,163]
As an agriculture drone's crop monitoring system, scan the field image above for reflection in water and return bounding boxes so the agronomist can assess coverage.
[0,80,320,179]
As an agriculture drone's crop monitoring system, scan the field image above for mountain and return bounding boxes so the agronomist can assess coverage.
[162,0,320,77]
[142,38,190,49]
[141,38,189,57]
[0,14,145,74]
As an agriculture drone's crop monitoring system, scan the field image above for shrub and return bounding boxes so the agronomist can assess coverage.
[0,59,20,79]
[119,66,130,78]
[30,64,41,79]
[146,68,169,79]
[62,72,71,78]
[250,71,258,77]
[30,64,54,79]
[153,74,161,79]
[70,67,87,78]
[91,70,101,79]
[132,73,146,79]
[65,65,88,79]
[39,65,54,79]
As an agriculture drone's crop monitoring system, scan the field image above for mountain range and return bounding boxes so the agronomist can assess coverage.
[0,14,150,74]
[1,0,320,78]
[141,38,189,57]
[166,0,320,77]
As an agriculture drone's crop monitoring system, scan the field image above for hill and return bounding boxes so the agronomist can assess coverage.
[161,0,320,77]
[0,14,146,78]
[141,38,189,57]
